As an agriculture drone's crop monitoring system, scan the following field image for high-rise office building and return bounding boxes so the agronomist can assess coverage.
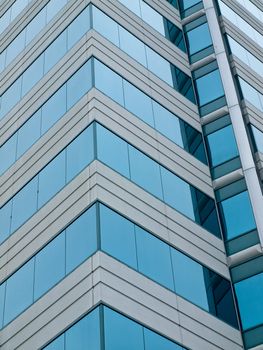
[0,0,262,349]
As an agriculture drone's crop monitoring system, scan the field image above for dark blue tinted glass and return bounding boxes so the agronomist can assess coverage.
[235,273,263,330]
[144,328,182,350]
[196,69,224,106]
[219,191,256,240]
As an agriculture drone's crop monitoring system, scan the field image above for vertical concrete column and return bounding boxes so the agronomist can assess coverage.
[203,0,263,249]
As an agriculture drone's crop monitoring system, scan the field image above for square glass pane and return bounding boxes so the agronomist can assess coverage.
[10,0,28,20]
[4,259,34,325]
[66,204,97,274]
[65,308,100,350]
[41,85,67,135]
[34,232,66,300]
[123,80,154,127]
[219,191,256,240]
[119,27,147,67]
[140,2,165,35]
[66,125,94,182]
[161,167,195,220]
[44,31,67,74]
[206,124,238,167]
[96,124,130,178]
[104,307,144,350]
[6,31,26,66]
[129,146,163,199]
[171,249,209,310]
[46,0,67,22]
[67,6,91,50]
[66,60,92,110]
[94,60,124,106]
[196,69,224,106]
[235,273,263,330]
[187,23,212,55]
[38,151,66,208]
[100,204,137,269]
[11,177,38,233]
[92,7,119,47]
[135,226,174,290]
[17,109,41,158]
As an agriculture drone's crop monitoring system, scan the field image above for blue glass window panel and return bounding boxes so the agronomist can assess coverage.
[207,125,238,167]
[92,7,120,47]
[0,11,10,34]
[180,0,201,10]
[0,284,5,328]
[135,226,174,290]
[129,146,163,199]
[220,191,256,240]
[43,334,65,350]
[66,60,92,110]
[4,259,34,325]
[65,308,100,350]
[152,101,183,147]
[144,328,182,350]
[141,2,166,36]
[17,110,41,158]
[96,124,130,178]
[104,307,144,350]
[146,47,173,86]
[41,86,67,135]
[21,54,44,97]
[161,167,195,220]
[0,76,22,120]
[187,23,212,55]
[235,273,263,330]
[123,80,154,127]
[252,125,263,153]
[67,7,91,50]
[239,78,262,111]
[46,0,67,22]
[94,60,124,106]
[100,204,137,269]
[0,133,17,175]
[11,0,28,20]
[196,70,224,106]
[11,177,38,233]
[25,7,46,45]
[38,151,66,208]
[6,31,26,66]
[44,31,67,74]
[171,249,209,310]
[66,126,94,182]
[0,52,5,72]
[118,0,141,17]
[66,205,97,274]
[0,201,11,244]
[119,27,147,67]
[34,232,65,300]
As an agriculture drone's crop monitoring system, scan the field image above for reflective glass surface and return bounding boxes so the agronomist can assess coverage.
[186,22,212,55]
[227,36,263,77]
[235,272,263,330]
[239,77,263,113]
[44,305,185,350]
[0,6,91,120]
[96,123,220,236]
[206,124,239,167]
[195,69,225,107]
[118,0,185,52]
[92,6,195,103]
[0,0,70,72]
[251,125,263,153]
[0,203,97,328]
[0,124,95,245]
[0,201,237,328]
[218,0,263,48]
[219,191,256,241]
